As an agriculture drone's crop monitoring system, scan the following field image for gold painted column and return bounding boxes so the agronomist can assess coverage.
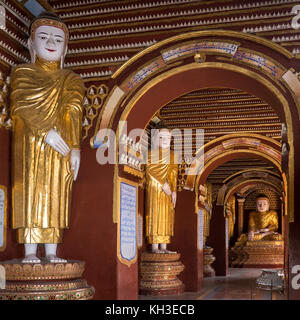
[280,196,285,238]
[237,198,245,237]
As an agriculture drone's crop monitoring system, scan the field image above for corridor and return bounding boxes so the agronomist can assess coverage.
[140,268,287,300]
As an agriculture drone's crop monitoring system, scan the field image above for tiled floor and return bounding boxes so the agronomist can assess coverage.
[139,268,287,300]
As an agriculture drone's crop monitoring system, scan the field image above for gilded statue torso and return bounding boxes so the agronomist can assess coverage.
[248,210,278,232]
[236,209,283,242]
[145,149,178,244]
[10,59,84,243]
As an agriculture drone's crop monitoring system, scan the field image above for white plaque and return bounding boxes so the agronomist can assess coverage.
[0,265,5,289]
[0,188,5,249]
[119,182,137,263]
[225,218,229,249]
[198,210,204,250]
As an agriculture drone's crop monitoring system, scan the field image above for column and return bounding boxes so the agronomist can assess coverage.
[237,198,245,237]
[172,190,202,292]
[280,196,285,237]
[208,204,228,276]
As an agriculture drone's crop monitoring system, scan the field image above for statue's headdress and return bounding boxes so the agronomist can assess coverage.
[151,120,172,150]
[29,11,69,41]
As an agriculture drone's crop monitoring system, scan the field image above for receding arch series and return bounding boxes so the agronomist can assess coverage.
[93,30,300,224]
[92,30,300,299]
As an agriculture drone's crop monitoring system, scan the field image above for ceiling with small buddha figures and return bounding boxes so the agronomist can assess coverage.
[47,0,300,84]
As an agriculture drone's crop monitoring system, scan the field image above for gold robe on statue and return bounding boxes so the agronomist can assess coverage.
[248,210,282,241]
[10,57,85,244]
[145,149,178,244]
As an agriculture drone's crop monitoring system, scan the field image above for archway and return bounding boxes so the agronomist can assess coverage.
[190,133,283,277]
[91,30,300,299]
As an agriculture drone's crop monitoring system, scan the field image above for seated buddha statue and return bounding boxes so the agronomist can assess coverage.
[238,195,283,242]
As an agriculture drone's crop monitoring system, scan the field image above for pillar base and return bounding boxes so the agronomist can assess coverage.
[203,246,216,277]
[231,240,284,268]
[0,259,95,300]
[139,252,184,296]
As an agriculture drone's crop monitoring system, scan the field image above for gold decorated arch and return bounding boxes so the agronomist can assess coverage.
[93,30,300,224]
[217,168,282,206]
[188,133,281,189]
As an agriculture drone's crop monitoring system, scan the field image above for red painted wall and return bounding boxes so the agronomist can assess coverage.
[172,189,203,292]
[208,203,228,276]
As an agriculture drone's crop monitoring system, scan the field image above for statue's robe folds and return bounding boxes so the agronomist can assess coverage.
[248,209,282,241]
[238,209,282,241]
[145,149,178,244]
[10,59,85,243]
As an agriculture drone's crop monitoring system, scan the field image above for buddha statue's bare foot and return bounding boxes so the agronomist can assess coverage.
[22,254,41,264]
[152,249,165,254]
[46,254,67,263]
[162,249,177,254]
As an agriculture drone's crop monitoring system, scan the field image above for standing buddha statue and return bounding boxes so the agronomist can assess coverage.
[10,12,85,263]
[145,128,178,253]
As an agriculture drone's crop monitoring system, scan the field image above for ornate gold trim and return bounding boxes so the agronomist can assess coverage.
[0,260,85,281]
[123,165,144,179]
[5,279,87,292]
[198,134,281,155]
[159,39,240,65]
[83,76,112,82]
[193,149,282,201]
[114,61,293,221]
[223,168,281,184]
[112,30,292,78]
[0,286,95,300]
[198,149,281,179]
[234,47,286,75]
[223,178,282,209]
[141,252,181,262]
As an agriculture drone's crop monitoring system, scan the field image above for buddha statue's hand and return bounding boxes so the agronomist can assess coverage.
[70,149,80,181]
[260,228,269,233]
[162,182,172,196]
[248,231,254,241]
[45,129,70,156]
[172,191,177,208]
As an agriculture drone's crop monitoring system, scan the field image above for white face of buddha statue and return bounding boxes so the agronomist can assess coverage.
[155,130,171,149]
[31,25,66,62]
[256,198,270,213]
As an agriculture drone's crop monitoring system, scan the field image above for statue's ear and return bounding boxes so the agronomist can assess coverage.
[60,45,68,68]
[27,38,36,63]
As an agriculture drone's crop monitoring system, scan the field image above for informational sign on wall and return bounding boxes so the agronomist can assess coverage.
[198,209,204,250]
[225,218,229,249]
[118,179,138,266]
[0,265,5,290]
[0,186,7,252]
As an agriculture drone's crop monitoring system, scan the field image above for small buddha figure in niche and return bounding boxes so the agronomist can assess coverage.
[145,127,178,253]
[245,195,282,241]
[10,12,84,263]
